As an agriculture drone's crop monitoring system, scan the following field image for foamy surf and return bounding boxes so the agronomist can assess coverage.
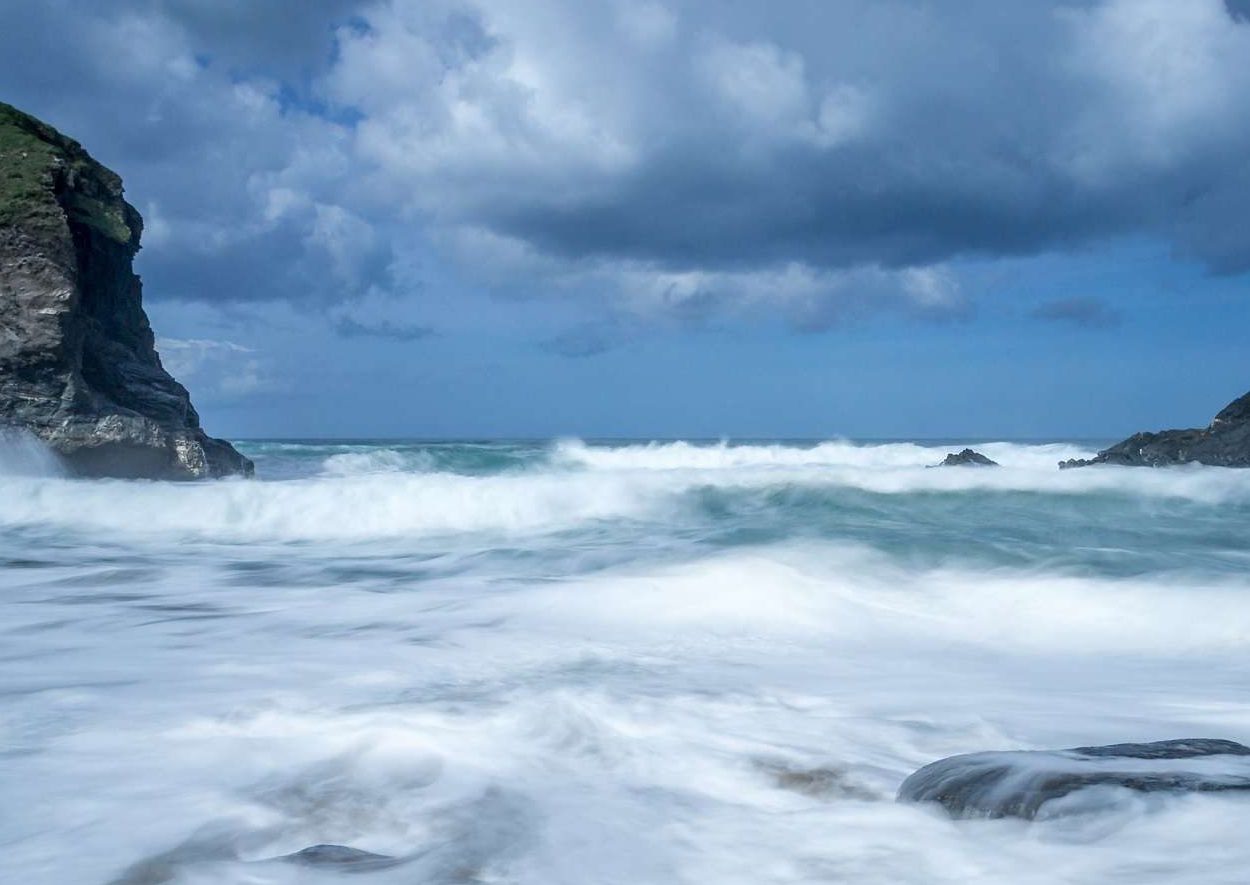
[1,439,1249,545]
[2,437,1249,884]
[552,437,1092,471]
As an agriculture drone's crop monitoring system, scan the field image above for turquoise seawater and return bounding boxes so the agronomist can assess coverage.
[2,438,1250,883]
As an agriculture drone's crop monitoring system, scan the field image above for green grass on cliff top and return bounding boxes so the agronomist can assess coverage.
[0,101,135,245]
[0,103,65,235]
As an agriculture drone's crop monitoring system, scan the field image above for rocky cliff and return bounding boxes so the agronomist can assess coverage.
[0,102,251,479]
[1060,389,1250,469]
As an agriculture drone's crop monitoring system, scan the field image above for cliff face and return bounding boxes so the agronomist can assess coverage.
[0,102,252,479]
[1061,390,1250,469]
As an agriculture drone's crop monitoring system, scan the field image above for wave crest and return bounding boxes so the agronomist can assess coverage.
[2,439,1249,542]
[552,438,1094,472]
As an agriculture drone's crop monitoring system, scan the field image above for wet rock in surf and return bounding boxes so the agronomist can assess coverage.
[1059,389,1250,469]
[898,738,1250,819]
[935,448,998,467]
[756,759,881,800]
[108,841,401,883]
[278,843,402,871]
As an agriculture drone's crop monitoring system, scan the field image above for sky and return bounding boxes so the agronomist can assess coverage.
[3,0,1249,439]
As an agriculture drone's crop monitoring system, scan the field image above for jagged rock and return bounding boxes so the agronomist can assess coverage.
[936,448,998,467]
[0,102,252,479]
[1060,390,1250,469]
[898,738,1250,819]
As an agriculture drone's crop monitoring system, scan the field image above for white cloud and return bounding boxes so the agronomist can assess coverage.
[814,84,871,147]
[1061,0,1250,178]
[326,0,640,215]
[697,38,812,130]
[156,338,271,397]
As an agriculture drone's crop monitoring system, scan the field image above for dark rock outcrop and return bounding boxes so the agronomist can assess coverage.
[936,448,998,467]
[898,738,1250,819]
[0,102,251,479]
[1060,390,1250,469]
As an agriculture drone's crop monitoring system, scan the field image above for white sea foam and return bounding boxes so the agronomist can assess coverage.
[0,472,660,541]
[3,440,1250,883]
[0,428,64,477]
[553,437,1094,472]
[554,438,1250,502]
[1,439,1248,545]
[8,541,1250,883]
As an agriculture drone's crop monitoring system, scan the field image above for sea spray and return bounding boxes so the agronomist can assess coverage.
[3,437,1250,884]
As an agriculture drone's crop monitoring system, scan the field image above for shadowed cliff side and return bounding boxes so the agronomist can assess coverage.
[0,102,251,479]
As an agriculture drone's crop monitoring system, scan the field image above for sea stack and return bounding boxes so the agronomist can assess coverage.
[1060,389,1250,469]
[936,448,998,467]
[0,102,252,479]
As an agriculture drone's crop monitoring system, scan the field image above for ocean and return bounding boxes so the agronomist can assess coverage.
[3,438,1250,883]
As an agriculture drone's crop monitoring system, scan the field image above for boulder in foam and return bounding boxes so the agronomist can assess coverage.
[898,738,1250,819]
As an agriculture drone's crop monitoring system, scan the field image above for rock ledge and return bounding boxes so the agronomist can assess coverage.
[1060,390,1250,469]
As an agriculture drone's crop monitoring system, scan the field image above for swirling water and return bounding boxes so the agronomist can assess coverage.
[3,437,1250,884]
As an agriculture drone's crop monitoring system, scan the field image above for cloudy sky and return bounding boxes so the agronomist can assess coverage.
[5,0,1250,437]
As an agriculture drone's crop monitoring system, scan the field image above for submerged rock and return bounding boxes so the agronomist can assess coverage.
[936,448,998,467]
[109,840,402,884]
[898,738,1250,819]
[756,759,881,800]
[278,843,402,871]
[0,102,252,479]
[1060,390,1250,469]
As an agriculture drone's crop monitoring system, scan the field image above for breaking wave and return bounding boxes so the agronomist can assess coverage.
[0,427,64,478]
[4,436,1250,884]
[553,437,1091,471]
[1,439,1248,545]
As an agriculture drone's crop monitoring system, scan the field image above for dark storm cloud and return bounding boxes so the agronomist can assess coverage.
[1031,297,1123,328]
[4,0,1250,317]
[490,144,1132,272]
[328,0,1250,288]
[153,0,363,76]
